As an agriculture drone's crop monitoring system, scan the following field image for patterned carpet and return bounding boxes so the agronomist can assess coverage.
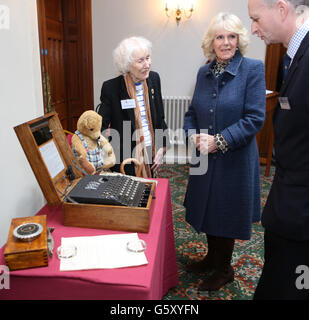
[156,163,275,300]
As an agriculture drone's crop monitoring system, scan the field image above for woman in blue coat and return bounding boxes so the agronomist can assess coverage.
[183,12,266,291]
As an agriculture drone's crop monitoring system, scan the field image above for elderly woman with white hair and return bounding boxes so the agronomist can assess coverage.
[183,12,266,292]
[98,36,168,177]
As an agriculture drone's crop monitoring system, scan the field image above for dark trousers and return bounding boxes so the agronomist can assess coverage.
[254,230,309,300]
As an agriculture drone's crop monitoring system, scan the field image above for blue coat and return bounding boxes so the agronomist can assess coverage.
[183,50,266,240]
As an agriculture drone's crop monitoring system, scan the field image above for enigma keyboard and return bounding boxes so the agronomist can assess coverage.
[66,175,153,207]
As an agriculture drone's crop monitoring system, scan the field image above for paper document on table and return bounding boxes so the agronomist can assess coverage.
[59,233,148,271]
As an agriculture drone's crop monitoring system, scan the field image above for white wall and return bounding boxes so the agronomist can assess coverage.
[92,0,266,103]
[0,0,45,246]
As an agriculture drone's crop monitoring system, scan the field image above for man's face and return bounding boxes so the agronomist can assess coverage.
[248,0,278,44]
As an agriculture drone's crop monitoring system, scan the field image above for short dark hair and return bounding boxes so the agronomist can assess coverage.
[263,0,309,8]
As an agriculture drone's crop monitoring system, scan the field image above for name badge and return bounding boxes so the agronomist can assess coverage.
[279,97,291,110]
[121,99,136,110]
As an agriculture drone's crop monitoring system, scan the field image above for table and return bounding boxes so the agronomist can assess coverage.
[0,179,178,300]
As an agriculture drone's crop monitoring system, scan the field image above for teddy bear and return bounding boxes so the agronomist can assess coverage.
[71,110,116,175]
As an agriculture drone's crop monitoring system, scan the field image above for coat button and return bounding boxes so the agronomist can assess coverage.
[212,93,217,98]
[210,109,214,113]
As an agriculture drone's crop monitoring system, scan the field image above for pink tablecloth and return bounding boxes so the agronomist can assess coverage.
[0,178,178,300]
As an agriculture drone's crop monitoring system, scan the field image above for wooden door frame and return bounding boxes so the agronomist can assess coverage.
[36,0,94,129]
[79,0,94,109]
[264,43,286,91]
[36,0,49,114]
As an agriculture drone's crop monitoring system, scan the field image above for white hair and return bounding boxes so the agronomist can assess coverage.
[113,36,152,75]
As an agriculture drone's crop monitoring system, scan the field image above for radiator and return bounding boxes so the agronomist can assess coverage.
[163,96,191,144]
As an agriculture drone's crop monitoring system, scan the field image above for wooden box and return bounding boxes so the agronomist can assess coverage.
[4,215,48,271]
[14,112,155,233]
[62,181,155,233]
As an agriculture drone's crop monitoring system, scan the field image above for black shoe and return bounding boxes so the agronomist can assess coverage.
[198,237,235,291]
[199,265,234,291]
[186,255,215,273]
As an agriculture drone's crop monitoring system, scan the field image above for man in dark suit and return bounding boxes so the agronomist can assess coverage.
[98,37,169,177]
[248,0,309,299]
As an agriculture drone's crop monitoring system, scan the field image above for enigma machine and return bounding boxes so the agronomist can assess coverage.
[13,112,156,233]
[66,175,153,207]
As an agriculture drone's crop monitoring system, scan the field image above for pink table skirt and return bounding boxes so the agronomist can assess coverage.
[0,178,178,300]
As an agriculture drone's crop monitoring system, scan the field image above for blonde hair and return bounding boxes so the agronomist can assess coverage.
[201,12,250,61]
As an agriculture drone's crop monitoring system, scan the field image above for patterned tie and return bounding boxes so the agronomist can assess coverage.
[282,53,291,80]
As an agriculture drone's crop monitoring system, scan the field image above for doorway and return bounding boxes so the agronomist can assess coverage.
[265,43,286,91]
[36,0,94,131]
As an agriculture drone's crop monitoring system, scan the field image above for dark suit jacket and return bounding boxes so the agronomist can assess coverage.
[98,71,169,174]
[262,32,309,241]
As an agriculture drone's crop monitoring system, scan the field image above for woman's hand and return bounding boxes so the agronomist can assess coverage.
[195,133,217,155]
[151,147,166,172]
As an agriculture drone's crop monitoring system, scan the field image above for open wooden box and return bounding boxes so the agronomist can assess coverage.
[14,112,155,233]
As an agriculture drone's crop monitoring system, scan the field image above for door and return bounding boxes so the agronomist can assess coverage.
[265,43,286,91]
[37,0,94,131]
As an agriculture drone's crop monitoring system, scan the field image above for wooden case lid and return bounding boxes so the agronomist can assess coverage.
[14,112,82,206]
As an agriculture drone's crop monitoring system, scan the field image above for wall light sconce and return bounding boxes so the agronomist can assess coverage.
[165,1,194,26]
